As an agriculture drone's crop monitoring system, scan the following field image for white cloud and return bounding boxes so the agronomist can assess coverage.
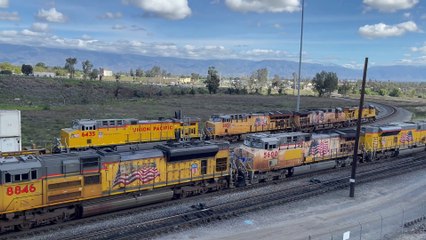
[359,21,419,38]
[31,22,48,32]
[81,34,92,40]
[0,11,19,21]
[411,43,426,53]
[343,62,364,69]
[100,12,122,19]
[0,0,8,8]
[403,12,411,18]
[21,29,42,36]
[273,23,282,29]
[363,0,418,12]
[123,0,191,20]
[225,0,300,13]
[0,30,17,36]
[112,24,126,30]
[244,49,289,59]
[37,8,65,23]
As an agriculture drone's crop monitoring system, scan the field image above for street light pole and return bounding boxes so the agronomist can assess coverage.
[349,57,369,198]
[296,0,305,112]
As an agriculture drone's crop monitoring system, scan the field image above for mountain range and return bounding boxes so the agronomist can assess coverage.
[1,43,425,82]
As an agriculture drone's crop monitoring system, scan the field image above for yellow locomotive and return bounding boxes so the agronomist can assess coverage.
[0,141,229,231]
[55,106,376,151]
[233,121,426,185]
[56,117,200,152]
[205,106,376,140]
[361,121,426,160]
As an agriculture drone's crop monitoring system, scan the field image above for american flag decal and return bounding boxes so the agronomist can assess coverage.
[400,131,413,143]
[113,163,160,187]
[309,139,329,156]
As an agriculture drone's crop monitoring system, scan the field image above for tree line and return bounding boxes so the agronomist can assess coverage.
[0,60,423,99]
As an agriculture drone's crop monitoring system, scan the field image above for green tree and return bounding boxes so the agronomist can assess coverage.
[21,64,33,76]
[35,62,46,68]
[190,73,200,82]
[82,60,93,80]
[389,88,402,97]
[312,71,338,97]
[337,80,351,96]
[34,62,48,72]
[146,66,161,77]
[64,57,77,79]
[205,66,220,94]
[115,73,121,81]
[90,68,99,80]
[114,74,121,98]
[256,68,268,86]
[53,66,67,77]
[129,68,134,77]
[135,68,144,78]
[378,88,388,96]
[272,74,281,88]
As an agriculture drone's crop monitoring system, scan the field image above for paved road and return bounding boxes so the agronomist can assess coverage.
[158,165,426,240]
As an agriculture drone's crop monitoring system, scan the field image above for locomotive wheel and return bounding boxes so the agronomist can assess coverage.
[52,214,66,224]
[286,168,294,177]
[16,222,33,231]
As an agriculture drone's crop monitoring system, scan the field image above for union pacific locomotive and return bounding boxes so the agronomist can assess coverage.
[233,121,426,184]
[205,106,376,141]
[56,106,376,151]
[55,116,200,152]
[0,141,229,231]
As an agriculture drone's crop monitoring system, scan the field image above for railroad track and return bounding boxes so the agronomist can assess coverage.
[370,101,397,123]
[48,152,426,240]
[68,152,426,240]
[2,148,422,240]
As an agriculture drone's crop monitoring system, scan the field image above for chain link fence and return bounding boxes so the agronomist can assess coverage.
[305,203,426,240]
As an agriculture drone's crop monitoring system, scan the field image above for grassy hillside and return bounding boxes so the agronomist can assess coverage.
[0,75,353,149]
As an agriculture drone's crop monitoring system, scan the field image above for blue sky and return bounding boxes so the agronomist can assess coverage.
[0,0,425,68]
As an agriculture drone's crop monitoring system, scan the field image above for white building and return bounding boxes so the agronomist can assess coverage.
[99,68,113,77]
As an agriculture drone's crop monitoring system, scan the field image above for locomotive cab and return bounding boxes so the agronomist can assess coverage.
[0,155,42,218]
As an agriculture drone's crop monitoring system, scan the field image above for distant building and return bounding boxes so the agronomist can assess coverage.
[33,72,56,77]
[179,77,191,84]
[99,68,113,77]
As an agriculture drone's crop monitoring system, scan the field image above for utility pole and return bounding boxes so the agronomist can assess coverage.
[296,0,305,111]
[349,57,368,198]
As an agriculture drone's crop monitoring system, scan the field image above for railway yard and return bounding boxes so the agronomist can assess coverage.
[1,100,426,240]
[2,1,426,239]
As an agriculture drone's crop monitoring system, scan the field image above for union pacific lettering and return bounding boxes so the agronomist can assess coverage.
[132,125,174,133]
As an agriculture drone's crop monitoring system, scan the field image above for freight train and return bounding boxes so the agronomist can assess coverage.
[1,121,425,232]
[205,105,376,141]
[55,106,376,151]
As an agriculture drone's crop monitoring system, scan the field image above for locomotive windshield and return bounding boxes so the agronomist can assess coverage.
[209,115,222,122]
[244,138,263,149]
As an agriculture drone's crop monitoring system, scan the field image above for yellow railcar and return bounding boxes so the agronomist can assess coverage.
[343,106,376,122]
[361,122,426,160]
[58,117,200,151]
[205,111,294,140]
[0,141,229,231]
[205,106,377,140]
